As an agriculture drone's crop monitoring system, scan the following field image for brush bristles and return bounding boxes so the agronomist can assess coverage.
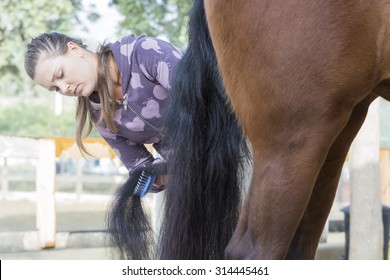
[133,170,154,197]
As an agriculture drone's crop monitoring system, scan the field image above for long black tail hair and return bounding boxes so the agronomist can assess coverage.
[158,0,250,259]
[107,162,167,259]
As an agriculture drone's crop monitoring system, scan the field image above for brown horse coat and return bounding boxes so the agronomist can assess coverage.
[204,0,390,259]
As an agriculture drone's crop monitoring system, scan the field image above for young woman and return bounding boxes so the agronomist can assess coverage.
[24,32,182,193]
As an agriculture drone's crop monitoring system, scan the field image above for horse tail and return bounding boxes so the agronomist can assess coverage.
[107,162,167,259]
[159,0,250,259]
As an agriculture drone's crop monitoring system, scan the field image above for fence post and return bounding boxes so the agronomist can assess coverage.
[36,139,56,248]
[1,157,9,199]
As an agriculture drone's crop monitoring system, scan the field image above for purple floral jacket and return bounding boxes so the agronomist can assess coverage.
[88,34,182,172]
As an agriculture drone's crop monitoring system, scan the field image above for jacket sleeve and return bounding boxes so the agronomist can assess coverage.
[134,36,183,90]
[100,133,154,173]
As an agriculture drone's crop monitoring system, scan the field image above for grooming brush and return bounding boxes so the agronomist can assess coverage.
[133,170,156,197]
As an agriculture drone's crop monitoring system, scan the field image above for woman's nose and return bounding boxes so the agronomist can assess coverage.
[58,82,70,95]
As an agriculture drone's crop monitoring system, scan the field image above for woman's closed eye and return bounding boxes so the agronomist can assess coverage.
[49,70,63,92]
[49,86,60,92]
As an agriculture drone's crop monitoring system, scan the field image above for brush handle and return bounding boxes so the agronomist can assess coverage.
[138,173,156,197]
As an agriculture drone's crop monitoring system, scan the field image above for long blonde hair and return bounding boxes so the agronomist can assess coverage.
[25,32,118,156]
[75,43,118,156]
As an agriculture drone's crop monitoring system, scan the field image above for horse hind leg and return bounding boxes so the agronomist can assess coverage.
[285,97,373,259]
[224,93,378,259]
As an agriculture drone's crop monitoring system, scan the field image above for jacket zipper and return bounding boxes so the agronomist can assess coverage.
[123,100,165,136]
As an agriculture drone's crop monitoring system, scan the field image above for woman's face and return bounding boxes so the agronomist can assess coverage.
[34,42,98,97]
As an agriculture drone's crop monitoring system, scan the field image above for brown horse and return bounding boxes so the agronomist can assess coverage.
[203,0,390,259]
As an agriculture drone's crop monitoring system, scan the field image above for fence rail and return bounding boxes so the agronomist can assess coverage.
[1,135,389,248]
[0,136,126,200]
[0,136,127,248]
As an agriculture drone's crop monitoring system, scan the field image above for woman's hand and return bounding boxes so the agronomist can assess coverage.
[150,175,168,193]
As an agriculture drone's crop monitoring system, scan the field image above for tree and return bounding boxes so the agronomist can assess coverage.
[0,0,82,97]
[111,0,191,48]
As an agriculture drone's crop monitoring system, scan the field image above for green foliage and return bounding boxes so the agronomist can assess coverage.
[0,102,76,137]
[0,99,101,138]
[111,0,191,48]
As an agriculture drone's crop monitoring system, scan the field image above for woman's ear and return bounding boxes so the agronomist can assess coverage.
[67,41,83,57]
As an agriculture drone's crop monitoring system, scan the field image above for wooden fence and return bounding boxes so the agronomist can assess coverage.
[1,135,390,248]
[0,136,126,248]
[0,136,124,200]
